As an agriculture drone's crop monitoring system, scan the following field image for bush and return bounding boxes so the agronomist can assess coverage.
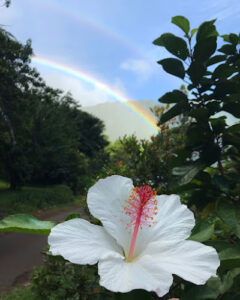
[0,287,38,300]
[31,251,114,300]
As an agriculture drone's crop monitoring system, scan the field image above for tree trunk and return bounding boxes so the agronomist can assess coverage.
[0,105,16,146]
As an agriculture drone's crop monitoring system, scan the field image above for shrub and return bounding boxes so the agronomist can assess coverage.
[0,287,38,300]
[31,251,114,300]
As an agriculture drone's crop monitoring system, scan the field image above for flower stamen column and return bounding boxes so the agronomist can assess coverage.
[122,185,158,261]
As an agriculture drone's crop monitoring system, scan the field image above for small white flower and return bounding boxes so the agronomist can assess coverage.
[48,175,220,297]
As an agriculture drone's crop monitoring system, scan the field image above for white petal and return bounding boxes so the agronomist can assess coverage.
[87,175,134,253]
[48,218,123,265]
[145,240,220,285]
[134,194,195,256]
[154,194,195,240]
[98,255,173,297]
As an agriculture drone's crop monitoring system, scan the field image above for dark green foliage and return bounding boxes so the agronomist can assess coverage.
[0,287,38,300]
[193,20,218,62]
[159,89,188,103]
[153,33,189,60]
[154,16,240,299]
[154,16,240,188]
[30,250,184,300]
[188,220,215,242]
[0,29,108,191]
[31,251,114,300]
[159,100,189,124]
[157,58,185,78]
[99,108,189,195]
[217,202,240,239]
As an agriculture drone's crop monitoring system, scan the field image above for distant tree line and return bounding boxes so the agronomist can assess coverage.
[0,28,108,191]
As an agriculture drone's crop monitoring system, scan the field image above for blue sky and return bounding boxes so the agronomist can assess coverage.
[1,0,240,106]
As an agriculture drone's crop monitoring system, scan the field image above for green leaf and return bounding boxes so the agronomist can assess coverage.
[115,289,153,300]
[226,123,240,134]
[0,214,55,235]
[212,63,236,80]
[219,245,240,270]
[186,123,213,148]
[214,81,239,98]
[223,102,240,118]
[221,34,231,43]
[158,58,185,79]
[207,54,226,66]
[171,15,190,35]
[158,89,188,104]
[189,107,209,122]
[183,280,220,300]
[206,101,221,115]
[159,100,189,124]
[218,44,236,55]
[193,36,217,62]
[201,143,221,165]
[205,240,231,252]
[192,20,218,63]
[229,33,239,45]
[65,213,81,221]
[210,116,227,134]
[172,161,206,186]
[220,268,240,294]
[153,33,189,60]
[184,270,240,300]
[222,34,239,45]
[187,61,206,84]
[196,19,218,41]
[191,28,198,38]
[214,175,229,193]
[223,132,240,148]
[189,221,215,242]
[217,202,240,239]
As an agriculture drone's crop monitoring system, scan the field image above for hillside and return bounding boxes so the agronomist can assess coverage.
[81,100,159,141]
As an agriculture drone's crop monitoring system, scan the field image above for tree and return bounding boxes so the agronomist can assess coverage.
[0,29,108,191]
[153,16,240,299]
[0,28,43,189]
[99,112,187,194]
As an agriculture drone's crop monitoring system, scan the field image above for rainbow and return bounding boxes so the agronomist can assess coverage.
[31,0,147,60]
[31,56,159,133]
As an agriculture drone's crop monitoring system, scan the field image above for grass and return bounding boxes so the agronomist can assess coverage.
[0,180,10,190]
[0,182,79,218]
[0,287,39,300]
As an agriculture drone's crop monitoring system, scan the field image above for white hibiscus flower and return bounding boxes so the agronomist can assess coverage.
[48,175,220,297]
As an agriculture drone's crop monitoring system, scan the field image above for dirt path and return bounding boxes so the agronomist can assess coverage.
[0,206,83,295]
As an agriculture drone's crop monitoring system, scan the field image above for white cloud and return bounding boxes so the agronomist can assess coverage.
[120,58,156,82]
[41,71,112,106]
[201,0,240,20]
[33,68,131,107]
[111,77,129,97]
